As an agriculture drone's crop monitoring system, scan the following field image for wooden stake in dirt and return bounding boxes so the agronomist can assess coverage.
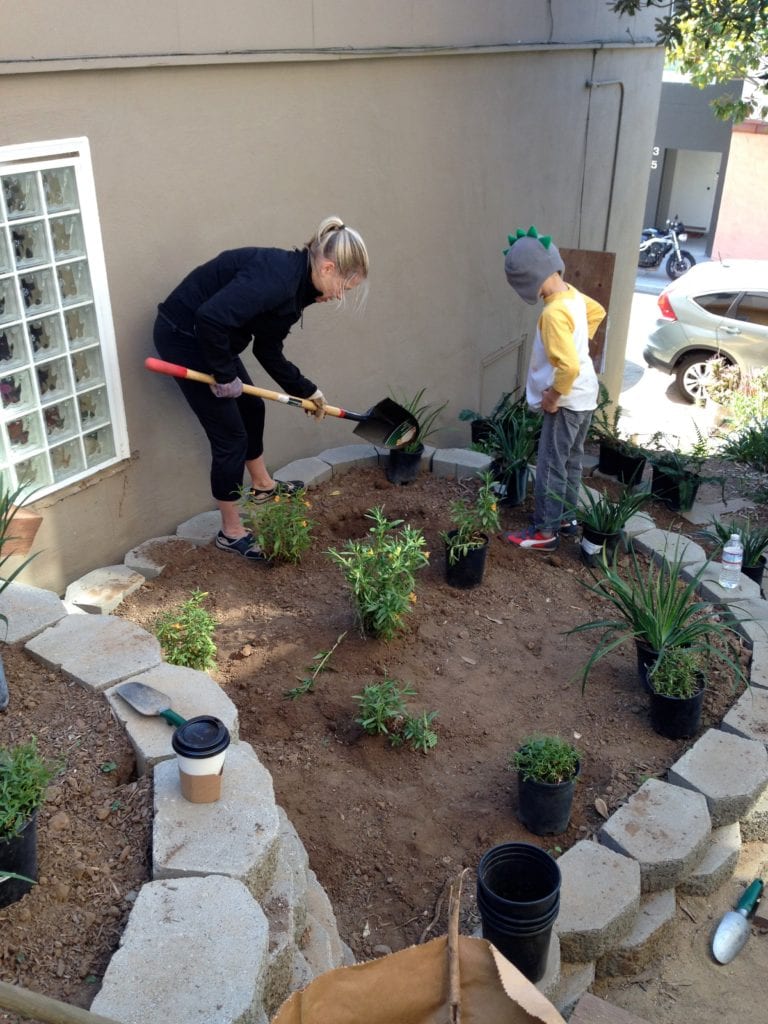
[447,868,468,1024]
[0,980,123,1024]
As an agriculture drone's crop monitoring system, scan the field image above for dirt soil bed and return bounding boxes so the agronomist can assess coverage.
[1,454,766,1022]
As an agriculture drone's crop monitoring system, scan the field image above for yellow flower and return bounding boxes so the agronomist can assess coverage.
[301,520,308,527]
[425,551,430,559]
[273,495,281,503]
[490,502,497,512]
[408,592,417,604]
[365,549,375,557]
[173,623,182,630]
[304,500,312,509]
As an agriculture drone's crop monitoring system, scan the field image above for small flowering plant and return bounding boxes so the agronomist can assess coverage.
[327,507,430,640]
[440,470,500,565]
[155,589,217,671]
[241,487,315,564]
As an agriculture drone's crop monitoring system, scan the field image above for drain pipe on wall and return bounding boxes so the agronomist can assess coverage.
[585,77,625,252]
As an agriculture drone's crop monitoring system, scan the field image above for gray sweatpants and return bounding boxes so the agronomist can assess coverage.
[534,407,593,533]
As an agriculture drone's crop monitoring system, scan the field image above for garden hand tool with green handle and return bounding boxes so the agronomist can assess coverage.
[145,357,419,448]
[114,681,187,727]
[711,878,763,964]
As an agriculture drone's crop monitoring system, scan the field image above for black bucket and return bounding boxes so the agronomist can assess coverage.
[470,419,493,446]
[386,444,423,485]
[580,526,621,568]
[615,451,646,487]
[445,533,489,589]
[743,556,766,598]
[476,842,561,982]
[636,640,659,692]
[598,441,620,476]
[650,466,701,512]
[0,811,38,909]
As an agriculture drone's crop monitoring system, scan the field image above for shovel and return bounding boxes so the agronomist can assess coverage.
[114,681,187,728]
[711,877,763,964]
[145,357,419,449]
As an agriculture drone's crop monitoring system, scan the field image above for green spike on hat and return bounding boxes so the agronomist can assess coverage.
[503,226,564,305]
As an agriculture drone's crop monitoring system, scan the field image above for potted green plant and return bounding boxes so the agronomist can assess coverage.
[567,547,747,693]
[459,391,515,447]
[572,487,651,566]
[510,734,581,835]
[589,384,646,484]
[485,396,542,506]
[644,646,706,739]
[386,387,447,484]
[440,471,500,588]
[646,427,722,512]
[0,737,57,908]
[700,518,768,594]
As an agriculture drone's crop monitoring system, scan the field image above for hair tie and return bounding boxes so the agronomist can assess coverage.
[337,223,345,231]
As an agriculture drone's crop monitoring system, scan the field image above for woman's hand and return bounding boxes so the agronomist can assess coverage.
[210,378,243,399]
[306,388,327,420]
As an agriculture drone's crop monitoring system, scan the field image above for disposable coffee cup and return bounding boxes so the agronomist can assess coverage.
[171,716,231,803]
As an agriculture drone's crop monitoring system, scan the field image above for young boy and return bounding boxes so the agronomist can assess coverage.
[502,227,606,551]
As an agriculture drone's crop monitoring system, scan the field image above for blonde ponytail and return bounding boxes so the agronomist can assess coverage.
[306,216,369,280]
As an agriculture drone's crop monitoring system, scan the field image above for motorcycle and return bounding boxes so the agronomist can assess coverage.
[637,215,696,280]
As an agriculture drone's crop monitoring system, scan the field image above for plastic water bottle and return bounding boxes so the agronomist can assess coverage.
[719,533,743,590]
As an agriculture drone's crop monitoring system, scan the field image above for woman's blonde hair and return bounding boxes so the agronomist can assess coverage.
[306,216,369,281]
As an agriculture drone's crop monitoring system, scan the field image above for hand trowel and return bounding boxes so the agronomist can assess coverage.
[114,681,187,728]
[711,878,763,964]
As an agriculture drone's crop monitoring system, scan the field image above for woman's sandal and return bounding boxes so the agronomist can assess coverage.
[249,479,304,504]
[215,531,267,561]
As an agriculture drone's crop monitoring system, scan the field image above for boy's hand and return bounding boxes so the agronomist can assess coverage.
[541,387,560,414]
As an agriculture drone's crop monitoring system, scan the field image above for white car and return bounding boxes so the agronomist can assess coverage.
[643,259,768,402]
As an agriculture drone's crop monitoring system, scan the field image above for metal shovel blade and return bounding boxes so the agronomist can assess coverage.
[114,681,187,727]
[711,910,751,964]
[352,398,419,449]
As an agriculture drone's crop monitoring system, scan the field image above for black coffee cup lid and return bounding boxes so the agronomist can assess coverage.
[172,716,230,758]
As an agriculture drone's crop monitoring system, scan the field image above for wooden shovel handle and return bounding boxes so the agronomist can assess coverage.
[145,357,352,420]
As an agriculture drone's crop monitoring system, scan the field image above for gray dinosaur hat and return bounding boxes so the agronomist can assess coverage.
[504,227,565,305]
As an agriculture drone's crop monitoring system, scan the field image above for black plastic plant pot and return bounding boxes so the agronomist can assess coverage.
[597,441,620,476]
[580,525,621,568]
[649,683,706,740]
[0,811,38,909]
[614,451,647,487]
[636,641,659,692]
[444,532,489,589]
[386,444,423,485]
[517,766,580,836]
[476,842,561,983]
[470,419,492,446]
[650,465,701,512]
[499,464,530,508]
[742,556,766,598]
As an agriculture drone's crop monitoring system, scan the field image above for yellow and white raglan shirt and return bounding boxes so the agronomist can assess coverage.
[525,285,606,412]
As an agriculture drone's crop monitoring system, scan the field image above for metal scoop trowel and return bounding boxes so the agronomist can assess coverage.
[711,878,763,964]
[115,681,187,728]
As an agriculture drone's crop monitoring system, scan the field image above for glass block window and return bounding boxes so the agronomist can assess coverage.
[0,138,128,499]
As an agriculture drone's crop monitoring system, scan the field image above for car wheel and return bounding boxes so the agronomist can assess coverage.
[674,353,728,404]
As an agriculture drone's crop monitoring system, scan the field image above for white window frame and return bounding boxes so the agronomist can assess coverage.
[0,136,129,499]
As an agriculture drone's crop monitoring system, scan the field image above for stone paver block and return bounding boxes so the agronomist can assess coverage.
[176,510,220,545]
[622,512,656,542]
[720,597,768,645]
[633,529,706,567]
[668,728,768,826]
[25,614,162,691]
[90,876,268,1024]
[0,582,68,643]
[690,565,763,607]
[274,458,332,488]
[64,564,146,614]
[262,857,308,1018]
[571,991,654,1024]
[740,784,768,842]
[106,663,239,775]
[750,641,768,690]
[596,889,676,977]
[556,840,641,961]
[685,498,756,527]
[305,868,344,967]
[550,960,595,1019]
[679,822,741,895]
[721,688,768,750]
[315,444,380,475]
[153,740,280,900]
[599,778,711,892]
[125,536,198,579]
[431,447,492,479]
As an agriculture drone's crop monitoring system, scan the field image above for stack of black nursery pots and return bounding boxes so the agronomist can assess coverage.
[476,842,562,982]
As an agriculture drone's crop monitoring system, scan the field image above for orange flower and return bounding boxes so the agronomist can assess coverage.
[408,592,417,604]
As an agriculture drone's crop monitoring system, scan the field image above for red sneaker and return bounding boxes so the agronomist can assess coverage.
[501,527,559,551]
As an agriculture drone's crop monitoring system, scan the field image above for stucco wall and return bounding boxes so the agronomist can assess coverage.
[710,126,768,260]
[1,7,663,594]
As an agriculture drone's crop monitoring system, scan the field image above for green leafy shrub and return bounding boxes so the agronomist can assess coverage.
[721,419,768,473]
[353,678,415,737]
[242,487,314,563]
[511,735,580,784]
[0,737,58,840]
[648,647,704,699]
[402,710,439,754]
[155,589,217,670]
[327,507,429,640]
